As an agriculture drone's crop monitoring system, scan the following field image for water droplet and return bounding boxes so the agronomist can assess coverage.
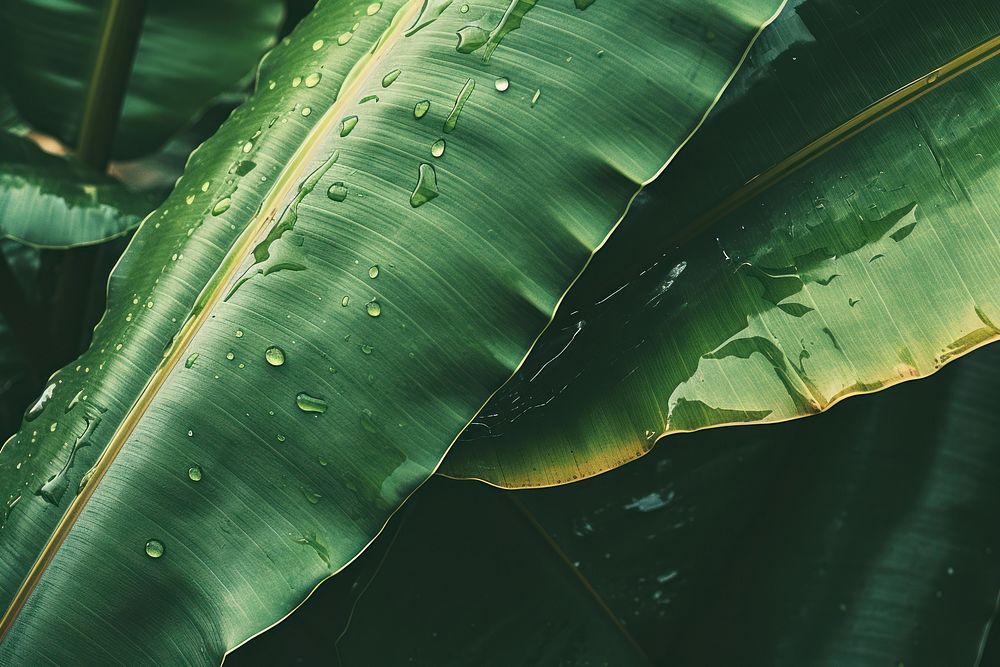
[25,383,56,422]
[360,408,378,433]
[292,76,302,87]
[301,107,312,116]
[410,163,440,207]
[242,141,254,153]
[235,329,244,338]
[530,88,541,107]
[367,2,382,15]
[226,351,235,361]
[277,434,286,442]
[187,429,194,437]
[312,39,324,51]
[431,139,446,158]
[368,265,380,279]
[366,300,382,317]
[303,489,322,504]
[406,0,454,36]
[296,392,328,414]
[185,353,199,368]
[927,69,940,84]
[381,69,401,87]
[338,32,353,46]
[341,295,350,307]
[188,465,202,482]
[460,3,469,11]
[185,194,195,205]
[268,80,276,90]
[201,181,210,192]
[304,72,322,88]
[265,346,286,366]
[443,78,475,133]
[361,343,374,355]
[360,94,379,104]
[494,77,509,92]
[212,198,232,216]
[413,99,430,119]
[327,181,348,202]
[145,539,164,558]
[339,115,359,136]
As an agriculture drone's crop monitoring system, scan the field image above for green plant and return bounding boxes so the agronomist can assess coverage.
[0,0,998,664]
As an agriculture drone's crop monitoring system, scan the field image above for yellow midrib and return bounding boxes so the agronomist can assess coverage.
[0,0,422,641]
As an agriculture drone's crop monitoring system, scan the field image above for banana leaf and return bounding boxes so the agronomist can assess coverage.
[0,132,152,248]
[441,0,1000,486]
[231,342,1000,665]
[0,0,284,159]
[0,0,784,661]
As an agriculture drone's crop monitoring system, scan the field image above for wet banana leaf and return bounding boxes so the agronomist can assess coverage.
[0,0,784,662]
[0,0,284,159]
[442,0,1000,486]
[235,342,1000,665]
[0,133,152,248]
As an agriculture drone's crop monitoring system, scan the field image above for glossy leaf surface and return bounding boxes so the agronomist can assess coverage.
[442,0,1000,486]
[0,0,783,662]
[0,0,284,159]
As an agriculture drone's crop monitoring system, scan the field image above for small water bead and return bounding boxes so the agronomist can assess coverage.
[212,198,232,215]
[531,89,541,107]
[268,80,276,90]
[360,409,378,433]
[265,345,286,366]
[338,32,353,46]
[494,77,509,92]
[145,539,165,559]
[226,351,235,361]
[242,141,254,153]
[185,194,195,205]
[431,139,445,158]
[312,39,324,51]
[187,429,194,437]
[188,465,203,482]
[292,76,302,87]
[360,94,379,104]
[368,265,379,279]
[235,329,244,338]
[413,100,430,119]
[276,434,286,442]
[339,116,358,136]
[185,353,199,368]
[341,295,350,307]
[460,3,469,11]
[201,181,210,192]
[296,392,328,413]
[301,107,312,116]
[381,69,401,87]
[304,72,322,88]
[366,300,382,317]
[367,1,381,14]
[327,181,348,202]
[361,343,374,355]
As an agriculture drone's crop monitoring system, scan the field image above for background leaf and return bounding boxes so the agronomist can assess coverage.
[441,0,1000,487]
[0,0,285,159]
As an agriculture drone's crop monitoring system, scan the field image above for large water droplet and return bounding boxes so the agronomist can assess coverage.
[242,141,254,153]
[368,265,380,279]
[212,198,232,216]
[341,295,350,307]
[304,72,322,88]
[312,39,324,51]
[145,539,165,558]
[381,69,402,87]
[366,300,382,317]
[265,346,286,366]
[494,77,509,92]
[414,100,430,119]
[337,32,353,46]
[340,116,359,137]
[443,78,475,133]
[431,139,446,158]
[185,353,199,369]
[367,2,382,15]
[410,163,440,207]
[188,465,203,482]
[327,181,348,202]
[296,392,328,414]
[25,383,56,422]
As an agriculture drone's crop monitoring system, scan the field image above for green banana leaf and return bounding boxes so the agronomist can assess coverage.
[0,241,41,439]
[0,0,784,662]
[441,0,1000,487]
[230,342,1000,665]
[0,0,284,159]
[0,132,153,248]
